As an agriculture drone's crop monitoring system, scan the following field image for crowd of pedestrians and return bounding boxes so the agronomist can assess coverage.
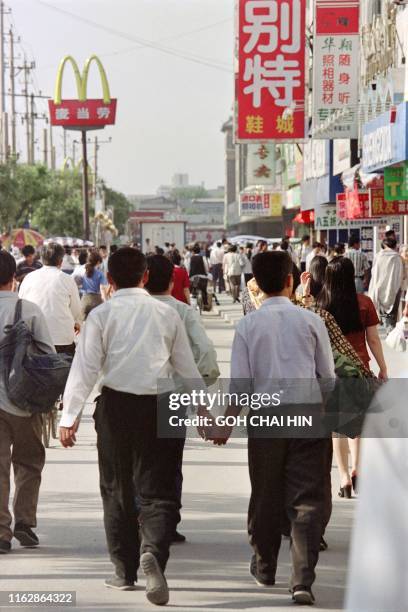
[0,233,407,608]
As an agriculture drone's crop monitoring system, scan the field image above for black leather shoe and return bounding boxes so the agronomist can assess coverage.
[0,540,11,554]
[292,585,315,605]
[14,524,39,547]
[319,536,328,551]
[249,555,275,587]
[171,531,186,544]
[104,576,137,591]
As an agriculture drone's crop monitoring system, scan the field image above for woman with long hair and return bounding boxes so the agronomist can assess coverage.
[79,250,109,320]
[317,256,387,498]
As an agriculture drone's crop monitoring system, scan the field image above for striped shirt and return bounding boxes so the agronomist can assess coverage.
[344,248,370,277]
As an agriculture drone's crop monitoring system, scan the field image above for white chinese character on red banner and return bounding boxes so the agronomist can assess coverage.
[56,108,69,120]
[97,107,110,119]
[244,54,301,107]
[244,0,301,54]
[77,107,90,120]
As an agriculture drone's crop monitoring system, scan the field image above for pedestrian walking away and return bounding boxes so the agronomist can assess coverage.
[0,251,55,555]
[59,247,207,606]
[209,251,336,606]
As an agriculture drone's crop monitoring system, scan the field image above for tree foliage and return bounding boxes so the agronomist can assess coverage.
[0,161,132,238]
[170,185,208,200]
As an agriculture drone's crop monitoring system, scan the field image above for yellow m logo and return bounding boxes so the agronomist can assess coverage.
[54,55,111,105]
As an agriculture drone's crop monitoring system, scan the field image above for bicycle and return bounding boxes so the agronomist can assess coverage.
[42,399,61,448]
[190,275,209,314]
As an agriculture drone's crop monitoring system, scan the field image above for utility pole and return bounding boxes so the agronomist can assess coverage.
[2,109,8,158]
[0,1,6,162]
[9,27,16,156]
[63,129,67,158]
[30,92,35,163]
[23,60,30,163]
[94,135,98,194]
[72,139,77,165]
[42,128,48,166]
[81,129,90,240]
[49,123,55,169]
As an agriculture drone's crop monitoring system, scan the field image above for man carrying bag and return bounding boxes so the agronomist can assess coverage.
[0,251,56,554]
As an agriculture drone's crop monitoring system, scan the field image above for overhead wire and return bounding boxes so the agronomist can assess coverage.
[34,0,232,73]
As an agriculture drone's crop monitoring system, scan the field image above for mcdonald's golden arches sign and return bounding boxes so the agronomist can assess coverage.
[48,55,117,129]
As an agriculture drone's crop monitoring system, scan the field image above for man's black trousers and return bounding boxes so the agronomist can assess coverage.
[93,387,184,581]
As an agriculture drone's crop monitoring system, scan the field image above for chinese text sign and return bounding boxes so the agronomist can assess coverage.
[236,0,306,141]
[312,0,359,138]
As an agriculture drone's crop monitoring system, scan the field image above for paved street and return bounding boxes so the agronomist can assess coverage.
[2,299,408,612]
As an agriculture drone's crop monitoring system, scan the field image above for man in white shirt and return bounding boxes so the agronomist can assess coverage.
[146,254,220,543]
[297,235,312,272]
[19,243,81,354]
[0,251,55,554]
[59,247,207,605]
[211,251,335,606]
[209,241,225,293]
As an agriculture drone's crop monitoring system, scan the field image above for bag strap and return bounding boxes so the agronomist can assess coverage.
[14,299,22,324]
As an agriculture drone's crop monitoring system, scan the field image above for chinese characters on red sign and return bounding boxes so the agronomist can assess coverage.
[48,99,117,128]
[312,1,359,138]
[336,191,369,220]
[369,189,408,217]
[236,0,306,141]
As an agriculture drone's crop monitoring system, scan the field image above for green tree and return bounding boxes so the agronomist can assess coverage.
[31,170,86,237]
[170,185,208,200]
[0,162,50,231]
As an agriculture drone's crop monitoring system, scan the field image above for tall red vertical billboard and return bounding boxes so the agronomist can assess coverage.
[235,0,306,142]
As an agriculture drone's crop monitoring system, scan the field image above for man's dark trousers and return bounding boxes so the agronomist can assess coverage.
[247,436,332,588]
[93,387,183,582]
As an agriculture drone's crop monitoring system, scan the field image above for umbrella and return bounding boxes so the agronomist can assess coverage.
[1,228,44,249]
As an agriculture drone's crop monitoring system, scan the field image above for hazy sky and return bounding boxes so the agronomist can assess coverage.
[9,0,234,195]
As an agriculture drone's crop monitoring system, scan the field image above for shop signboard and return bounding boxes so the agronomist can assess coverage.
[312,1,360,139]
[384,163,408,201]
[362,102,408,173]
[239,190,283,217]
[336,191,370,220]
[235,0,307,141]
[369,188,408,216]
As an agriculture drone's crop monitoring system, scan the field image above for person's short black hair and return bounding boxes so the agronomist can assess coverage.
[385,229,396,239]
[258,240,267,248]
[312,241,321,250]
[22,245,35,257]
[108,247,147,288]
[383,237,397,250]
[192,244,201,254]
[145,255,174,294]
[334,242,345,255]
[348,235,360,248]
[42,243,65,266]
[164,242,170,248]
[110,245,118,254]
[216,241,222,248]
[0,250,17,285]
[99,245,107,252]
[302,234,310,243]
[168,250,181,266]
[229,244,238,253]
[252,251,293,294]
[64,245,72,255]
[78,249,88,265]
[280,239,289,251]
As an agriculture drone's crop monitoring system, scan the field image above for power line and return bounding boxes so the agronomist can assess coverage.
[34,0,232,72]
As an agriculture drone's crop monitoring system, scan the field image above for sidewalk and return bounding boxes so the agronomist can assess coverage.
[2,306,407,612]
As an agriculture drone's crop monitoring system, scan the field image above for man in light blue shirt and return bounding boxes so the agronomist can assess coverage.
[213,251,335,606]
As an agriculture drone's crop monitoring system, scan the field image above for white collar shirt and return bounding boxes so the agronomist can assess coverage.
[61,288,204,427]
[19,266,82,346]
